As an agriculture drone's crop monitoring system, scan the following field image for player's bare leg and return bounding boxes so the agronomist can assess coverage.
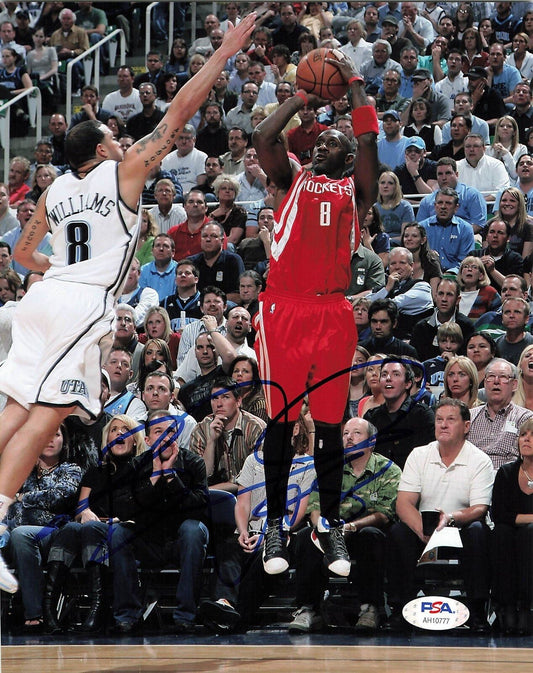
[0,398,31,456]
[0,403,75,593]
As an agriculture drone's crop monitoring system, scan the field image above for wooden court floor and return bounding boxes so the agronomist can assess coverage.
[3,643,533,673]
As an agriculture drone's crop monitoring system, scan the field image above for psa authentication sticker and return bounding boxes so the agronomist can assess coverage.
[402,596,470,630]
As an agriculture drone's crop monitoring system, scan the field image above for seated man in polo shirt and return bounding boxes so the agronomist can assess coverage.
[139,233,178,301]
[188,221,245,304]
[418,187,475,273]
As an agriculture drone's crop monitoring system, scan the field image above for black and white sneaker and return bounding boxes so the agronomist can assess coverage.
[262,517,289,574]
[311,517,350,577]
[199,599,240,634]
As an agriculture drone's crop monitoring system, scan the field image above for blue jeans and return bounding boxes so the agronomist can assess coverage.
[110,519,209,624]
[9,525,58,620]
[47,520,121,567]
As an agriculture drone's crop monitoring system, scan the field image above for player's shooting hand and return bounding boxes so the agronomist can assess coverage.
[326,52,360,84]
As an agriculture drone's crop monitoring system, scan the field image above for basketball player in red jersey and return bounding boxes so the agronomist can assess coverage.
[253,55,378,576]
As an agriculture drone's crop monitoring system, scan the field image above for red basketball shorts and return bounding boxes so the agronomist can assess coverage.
[254,290,357,424]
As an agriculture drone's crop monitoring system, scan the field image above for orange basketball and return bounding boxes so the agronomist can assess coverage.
[295,48,348,101]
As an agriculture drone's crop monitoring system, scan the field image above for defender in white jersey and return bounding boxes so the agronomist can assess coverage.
[0,14,256,594]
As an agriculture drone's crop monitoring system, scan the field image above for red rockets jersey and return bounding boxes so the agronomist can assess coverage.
[269,168,360,296]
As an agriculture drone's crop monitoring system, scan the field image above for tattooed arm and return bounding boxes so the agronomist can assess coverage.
[13,192,51,272]
[118,14,256,211]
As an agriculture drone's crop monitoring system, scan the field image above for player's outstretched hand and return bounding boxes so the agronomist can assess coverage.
[221,12,256,56]
[326,52,360,84]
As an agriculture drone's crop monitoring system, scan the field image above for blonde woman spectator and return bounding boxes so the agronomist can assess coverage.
[142,306,180,370]
[210,174,247,246]
[506,33,533,80]
[443,355,482,408]
[513,344,533,410]
[494,187,533,258]
[135,208,159,267]
[251,106,267,128]
[339,19,372,70]
[485,116,528,181]
[374,171,414,245]
[27,164,57,204]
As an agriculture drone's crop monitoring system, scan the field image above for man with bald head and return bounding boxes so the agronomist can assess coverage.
[253,53,378,578]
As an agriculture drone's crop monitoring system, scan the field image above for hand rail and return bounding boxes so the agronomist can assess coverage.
[0,86,42,181]
[144,2,159,57]
[65,28,126,124]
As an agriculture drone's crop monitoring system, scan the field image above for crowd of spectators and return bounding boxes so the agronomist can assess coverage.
[5,0,533,639]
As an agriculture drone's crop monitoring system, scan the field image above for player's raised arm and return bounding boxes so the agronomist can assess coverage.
[119,14,256,207]
[252,90,319,194]
[332,55,379,223]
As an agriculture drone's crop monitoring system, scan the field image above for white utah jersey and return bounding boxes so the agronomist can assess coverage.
[44,160,140,299]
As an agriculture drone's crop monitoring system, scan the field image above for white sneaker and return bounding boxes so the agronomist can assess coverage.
[0,551,18,593]
[288,606,322,633]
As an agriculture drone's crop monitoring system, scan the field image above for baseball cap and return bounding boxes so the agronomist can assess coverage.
[16,9,30,19]
[383,110,401,121]
[406,136,426,151]
[382,15,399,26]
[412,68,432,80]
[467,66,488,79]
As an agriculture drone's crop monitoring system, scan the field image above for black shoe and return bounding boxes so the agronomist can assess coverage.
[311,518,350,576]
[262,518,289,575]
[468,610,489,634]
[111,619,142,635]
[174,620,196,634]
[382,609,408,632]
[199,599,241,633]
[498,605,518,634]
